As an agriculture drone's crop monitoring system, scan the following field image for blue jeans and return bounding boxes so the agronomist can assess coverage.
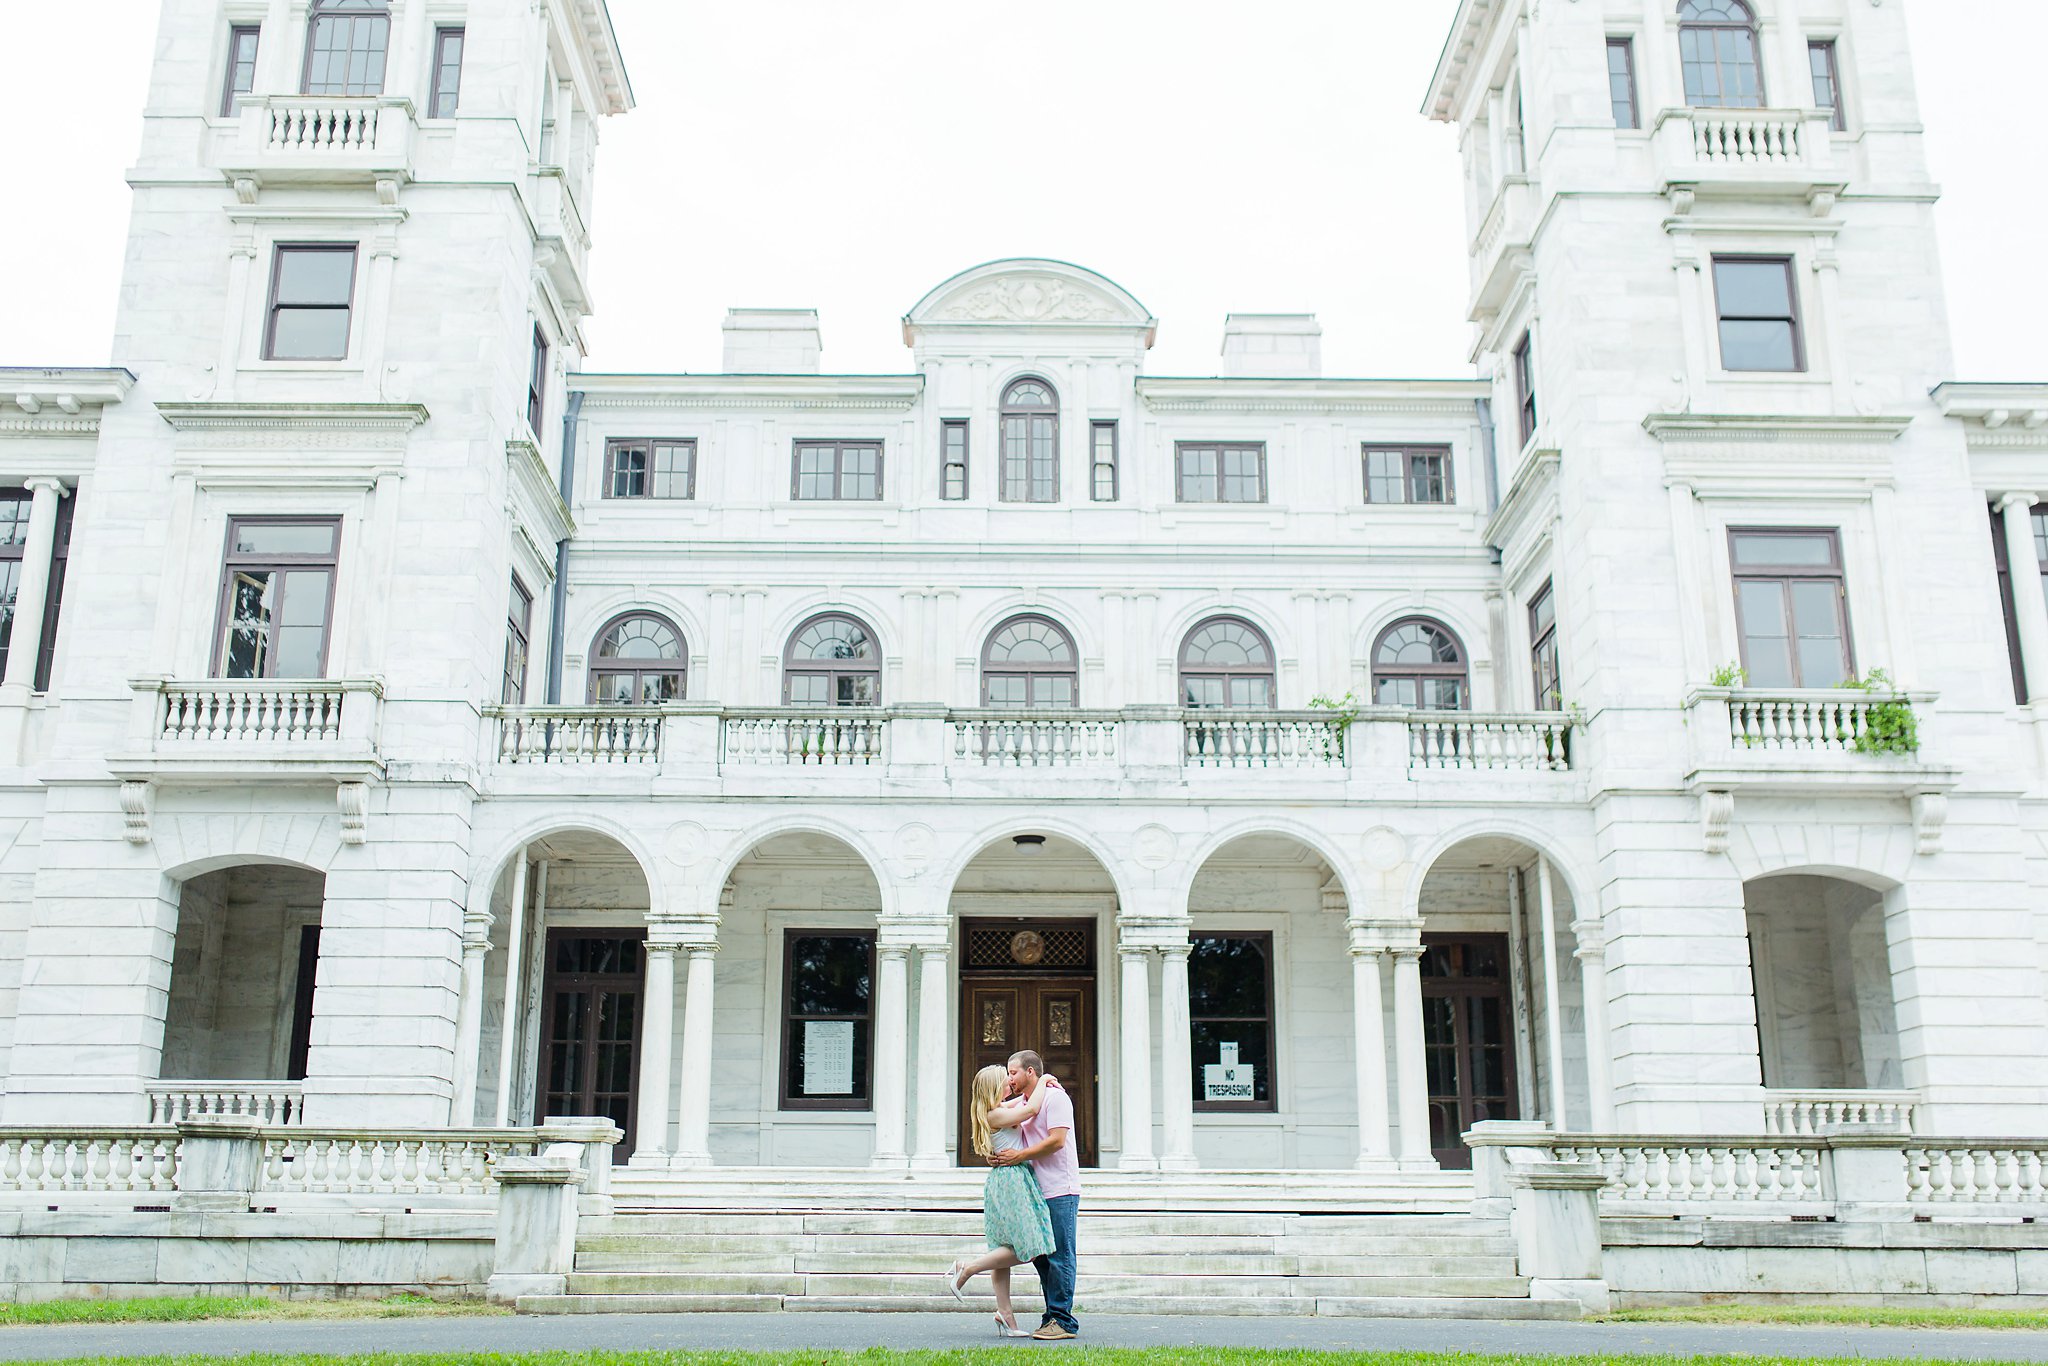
[1032,1193,1079,1332]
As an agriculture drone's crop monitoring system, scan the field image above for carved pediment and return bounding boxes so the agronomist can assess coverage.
[905,259,1155,343]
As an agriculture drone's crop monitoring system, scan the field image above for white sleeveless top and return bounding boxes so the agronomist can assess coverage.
[990,1125,1023,1154]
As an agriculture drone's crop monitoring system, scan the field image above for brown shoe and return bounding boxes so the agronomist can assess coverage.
[1032,1324,1077,1340]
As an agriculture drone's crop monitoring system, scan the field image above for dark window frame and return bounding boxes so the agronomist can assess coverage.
[1678,0,1766,110]
[791,440,885,502]
[1808,38,1846,131]
[1728,526,1856,688]
[1178,615,1278,710]
[1991,505,2029,704]
[221,23,262,118]
[0,489,69,693]
[1712,255,1807,374]
[428,25,465,119]
[1175,442,1269,504]
[1373,617,1471,712]
[210,515,343,680]
[1364,444,1454,505]
[604,438,698,500]
[301,0,391,97]
[980,613,1081,709]
[940,419,969,501]
[585,610,686,706]
[527,325,549,434]
[1090,421,1119,502]
[782,611,883,706]
[1513,333,1538,448]
[1529,580,1561,712]
[1607,36,1641,129]
[778,928,877,1112]
[998,377,1061,504]
[263,243,358,362]
[503,577,532,705]
[1189,930,1277,1114]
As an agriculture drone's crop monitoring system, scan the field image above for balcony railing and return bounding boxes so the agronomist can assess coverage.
[1183,712,1345,769]
[1685,687,1946,798]
[147,1081,304,1126]
[722,709,887,766]
[1721,689,1904,754]
[117,676,385,783]
[493,707,662,764]
[160,684,349,744]
[1408,712,1572,772]
[951,711,1121,767]
[219,95,416,188]
[1653,106,1842,207]
[1763,1089,1917,1137]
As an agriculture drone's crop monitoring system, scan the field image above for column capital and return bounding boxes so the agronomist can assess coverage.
[1569,917,1608,959]
[1390,945,1425,965]
[877,941,912,962]
[645,938,686,958]
[1160,942,1191,964]
[2001,490,2042,514]
[460,908,493,951]
[22,477,67,499]
[685,943,718,962]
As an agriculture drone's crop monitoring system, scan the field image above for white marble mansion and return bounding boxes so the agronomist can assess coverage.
[3,0,2048,1312]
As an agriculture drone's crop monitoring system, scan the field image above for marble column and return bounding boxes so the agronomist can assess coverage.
[672,944,717,1166]
[1,479,65,692]
[1536,856,1569,1128]
[634,938,682,1161]
[910,939,952,1168]
[2000,493,2048,701]
[870,942,910,1167]
[448,907,492,1126]
[491,853,531,1127]
[1349,940,1392,1167]
[1574,919,1614,1131]
[1158,943,1197,1170]
[1117,947,1156,1169]
[1391,946,1433,1166]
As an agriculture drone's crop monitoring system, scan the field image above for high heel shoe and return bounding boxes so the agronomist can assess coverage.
[995,1313,1032,1337]
[943,1261,967,1303]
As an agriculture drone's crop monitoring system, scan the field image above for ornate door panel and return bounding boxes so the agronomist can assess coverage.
[957,918,1098,1168]
[1420,933,1520,1169]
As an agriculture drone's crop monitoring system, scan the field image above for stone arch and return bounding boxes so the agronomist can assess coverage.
[761,593,899,668]
[1403,818,1592,922]
[471,812,669,919]
[959,592,1101,671]
[1352,599,1491,679]
[1723,820,1915,890]
[704,814,896,919]
[155,811,342,881]
[1175,816,1364,914]
[933,816,1140,914]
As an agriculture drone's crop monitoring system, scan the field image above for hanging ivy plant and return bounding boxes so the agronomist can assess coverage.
[1838,668,1919,756]
[1308,691,1361,762]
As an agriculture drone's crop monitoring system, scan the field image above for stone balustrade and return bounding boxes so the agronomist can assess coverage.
[1905,1144,2048,1205]
[722,709,888,766]
[218,95,416,188]
[116,676,385,785]
[257,1129,542,1204]
[158,682,354,745]
[1183,711,1345,769]
[949,710,1122,767]
[1408,712,1573,772]
[1652,106,1842,208]
[0,1129,179,1197]
[146,1081,304,1126]
[1763,1089,1917,1136]
[1687,107,1806,165]
[491,706,662,764]
[1683,686,1950,799]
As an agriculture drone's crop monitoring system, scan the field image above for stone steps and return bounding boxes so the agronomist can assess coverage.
[516,1292,1582,1321]
[561,1270,1538,1299]
[568,1250,1521,1278]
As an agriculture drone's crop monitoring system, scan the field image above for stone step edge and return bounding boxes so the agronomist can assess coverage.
[516,1293,1572,1319]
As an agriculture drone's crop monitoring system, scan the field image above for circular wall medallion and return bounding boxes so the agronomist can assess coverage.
[1132,824,1177,871]
[663,821,707,867]
[1361,826,1410,873]
[1009,930,1046,965]
[893,821,937,871]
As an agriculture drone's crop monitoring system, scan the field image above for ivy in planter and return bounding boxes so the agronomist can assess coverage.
[1308,692,1361,763]
[1837,668,1918,756]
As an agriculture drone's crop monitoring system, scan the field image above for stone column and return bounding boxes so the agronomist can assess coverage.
[449,906,492,1126]
[0,479,65,693]
[1573,918,1614,1131]
[1349,938,1392,1167]
[1536,856,1569,1129]
[2001,493,2048,701]
[672,944,717,1166]
[1391,946,1434,1167]
[633,937,682,1162]
[492,852,532,1127]
[1117,947,1155,1169]
[1159,942,1197,1171]
[870,942,910,1167]
[910,938,952,1168]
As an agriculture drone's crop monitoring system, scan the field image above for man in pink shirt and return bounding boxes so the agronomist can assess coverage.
[990,1049,1080,1339]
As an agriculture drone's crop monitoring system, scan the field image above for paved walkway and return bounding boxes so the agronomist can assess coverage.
[4,1313,2048,1362]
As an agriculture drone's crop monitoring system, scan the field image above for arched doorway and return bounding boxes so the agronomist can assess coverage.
[1744,873,1902,1095]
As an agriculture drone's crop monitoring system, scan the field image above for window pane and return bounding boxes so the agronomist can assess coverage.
[640,672,683,704]
[269,308,351,361]
[653,443,693,498]
[1377,677,1418,707]
[233,522,338,557]
[1033,675,1076,707]
[1715,260,1793,317]
[1230,676,1273,707]
[272,570,329,676]
[985,676,1028,708]
[1731,533,1834,568]
[837,675,879,705]
[432,29,464,116]
[1191,1021,1270,1104]
[1183,676,1225,708]
[1790,580,1849,686]
[1720,319,1799,371]
[1221,448,1263,502]
[1189,937,1269,1017]
[276,249,355,305]
[1737,580,1795,687]
[223,570,276,679]
[1608,39,1638,128]
[1412,453,1448,502]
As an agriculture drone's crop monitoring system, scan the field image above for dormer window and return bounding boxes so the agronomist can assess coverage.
[1678,0,1765,109]
[303,0,390,98]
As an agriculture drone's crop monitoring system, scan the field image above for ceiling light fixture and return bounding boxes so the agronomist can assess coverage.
[1012,834,1047,855]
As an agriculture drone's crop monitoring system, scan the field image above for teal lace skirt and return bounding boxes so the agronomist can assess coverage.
[983,1162,1057,1261]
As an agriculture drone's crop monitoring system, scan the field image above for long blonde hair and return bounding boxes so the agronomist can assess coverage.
[968,1064,1009,1159]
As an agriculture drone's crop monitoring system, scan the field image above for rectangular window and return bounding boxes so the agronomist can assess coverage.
[940,420,968,500]
[1514,333,1537,447]
[429,26,465,119]
[0,493,71,696]
[503,578,532,705]
[1713,257,1805,373]
[221,25,261,117]
[527,326,549,433]
[302,3,390,96]
[780,930,874,1110]
[792,441,883,501]
[1176,443,1267,504]
[1729,528,1853,689]
[1189,933,1274,1113]
[1991,506,2029,704]
[1607,38,1640,130]
[604,439,697,499]
[1809,40,1845,132]
[1364,445,1453,505]
[1529,579,1561,711]
[263,245,357,361]
[1090,422,1120,502]
[213,517,341,680]
[999,411,1058,503]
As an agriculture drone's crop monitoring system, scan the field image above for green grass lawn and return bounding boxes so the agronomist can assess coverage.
[0,1293,508,1326]
[1606,1304,2048,1330]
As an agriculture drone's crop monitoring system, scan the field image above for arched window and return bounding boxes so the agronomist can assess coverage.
[1373,619,1469,711]
[982,614,1079,708]
[588,612,686,705]
[784,612,882,706]
[303,0,392,97]
[1678,0,1765,108]
[1179,616,1276,709]
[999,378,1059,504]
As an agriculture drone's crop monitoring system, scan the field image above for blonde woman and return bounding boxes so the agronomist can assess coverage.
[944,1063,1057,1336]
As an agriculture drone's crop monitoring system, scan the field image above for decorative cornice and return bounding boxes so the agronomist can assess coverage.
[1483,447,1560,556]
[572,374,923,413]
[507,438,574,546]
[1933,383,2048,449]
[1136,377,1486,417]
[3,367,136,427]
[1642,413,1913,445]
[0,416,102,438]
[1423,0,1500,123]
[903,258,1157,346]
[158,401,430,436]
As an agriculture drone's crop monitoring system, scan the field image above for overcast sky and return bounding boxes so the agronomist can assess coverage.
[3,2,2043,380]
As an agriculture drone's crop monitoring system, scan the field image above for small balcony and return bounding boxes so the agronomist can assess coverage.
[1684,686,1954,797]
[217,96,416,193]
[1653,106,1844,211]
[146,1080,304,1126]
[112,677,385,784]
[1763,1089,1918,1137]
[1469,175,1537,320]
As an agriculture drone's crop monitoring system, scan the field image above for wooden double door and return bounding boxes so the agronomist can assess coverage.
[537,930,645,1159]
[957,918,1098,1167]
[1420,933,1521,1169]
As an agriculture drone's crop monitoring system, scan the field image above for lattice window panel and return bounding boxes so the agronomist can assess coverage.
[963,924,1093,971]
